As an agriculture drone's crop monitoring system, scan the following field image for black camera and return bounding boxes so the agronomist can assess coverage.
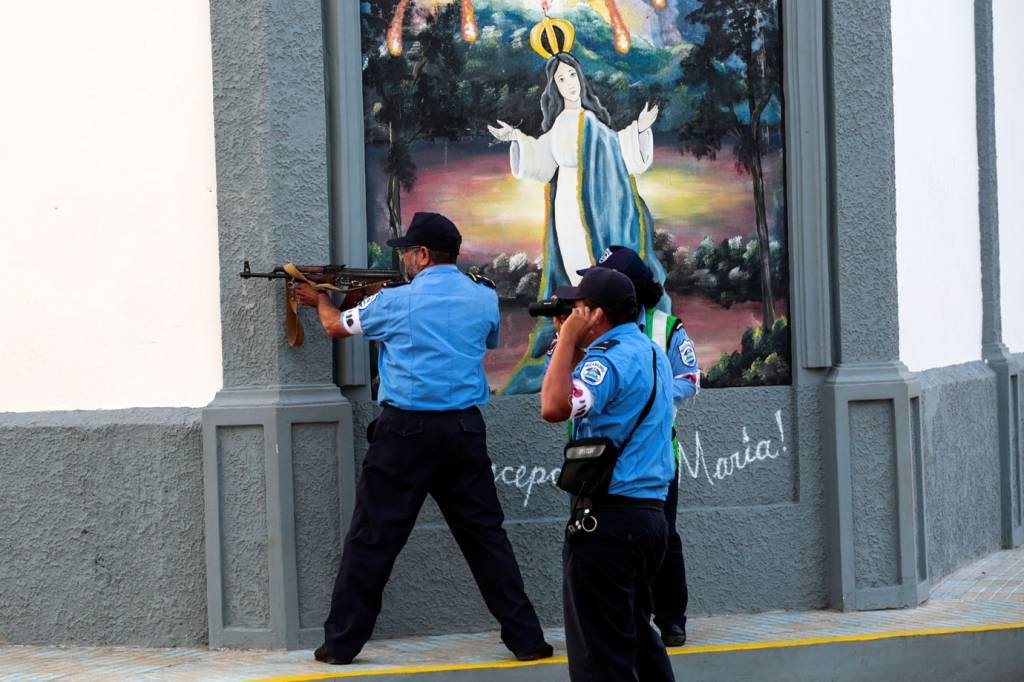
[528,297,574,318]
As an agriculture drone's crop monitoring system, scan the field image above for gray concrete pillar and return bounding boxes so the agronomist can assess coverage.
[202,0,355,648]
[975,0,1023,549]
[820,0,929,610]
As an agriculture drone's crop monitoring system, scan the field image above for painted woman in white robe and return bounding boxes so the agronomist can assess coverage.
[489,52,667,394]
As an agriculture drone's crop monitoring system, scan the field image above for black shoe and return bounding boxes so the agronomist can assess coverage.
[314,644,353,665]
[513,642,554,661]
[660,624,687,647]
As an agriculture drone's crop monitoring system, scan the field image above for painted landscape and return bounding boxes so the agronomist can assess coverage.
[360,0,789,391]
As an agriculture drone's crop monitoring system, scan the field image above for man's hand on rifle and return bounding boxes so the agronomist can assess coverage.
[293,283,324,307]
[293,284,364,310]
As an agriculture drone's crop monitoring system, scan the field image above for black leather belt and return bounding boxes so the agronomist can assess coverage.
[576,494,664,512]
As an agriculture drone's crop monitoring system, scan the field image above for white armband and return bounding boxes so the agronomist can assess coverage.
[570,379,594,418]
[340,307,363,335]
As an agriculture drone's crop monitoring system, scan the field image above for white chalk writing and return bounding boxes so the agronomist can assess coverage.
[490,410,788,507]
[490,464,561,507]
[678,410,786,486]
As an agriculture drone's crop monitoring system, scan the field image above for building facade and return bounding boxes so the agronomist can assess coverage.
[0,0,1022,649]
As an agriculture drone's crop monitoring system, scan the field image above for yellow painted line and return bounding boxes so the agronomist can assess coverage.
[666,621,1024,656]
[245,655,568,682]
[246,622,1024,682]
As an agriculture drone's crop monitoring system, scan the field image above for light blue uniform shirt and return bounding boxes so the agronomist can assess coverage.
[569,323,676,500]
[637,307,700,405]
[546,309,700,407]
[342,264,500,411]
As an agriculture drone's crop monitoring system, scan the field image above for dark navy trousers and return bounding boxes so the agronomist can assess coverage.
[563,506,675,681]
[652,464,688,631]
[323,405,545,662]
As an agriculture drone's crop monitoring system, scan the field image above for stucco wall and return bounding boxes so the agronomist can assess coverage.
[891,0,983,371]
[0,0,222,412]
[344,388,829,638]
[993,0,1024,354]
[917,362,1003,581]
[0,410,207,646]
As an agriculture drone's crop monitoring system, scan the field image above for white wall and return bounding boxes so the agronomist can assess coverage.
[892,0,983,372]
[994,0,1024,355]
[0,1,222,411]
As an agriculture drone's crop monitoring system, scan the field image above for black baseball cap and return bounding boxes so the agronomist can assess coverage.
[386,212,462,254]
[554,267,637,316]
[577,245,653,283]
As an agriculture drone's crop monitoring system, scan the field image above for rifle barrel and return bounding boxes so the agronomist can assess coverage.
[239,260,399,281]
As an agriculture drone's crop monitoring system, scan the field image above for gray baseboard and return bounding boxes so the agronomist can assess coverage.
[917,361,1004,580]
[0,408,207,647]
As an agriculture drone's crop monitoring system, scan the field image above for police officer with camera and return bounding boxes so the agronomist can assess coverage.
[587,247,698,647]
[538,246,698,648]
[540,267,676,682]
[293,212,552,666]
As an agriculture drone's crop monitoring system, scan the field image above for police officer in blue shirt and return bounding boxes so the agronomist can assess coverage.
[540,267,676,682]
[293,212,551,666]
[587,246,698,648]
[543,246,699,648]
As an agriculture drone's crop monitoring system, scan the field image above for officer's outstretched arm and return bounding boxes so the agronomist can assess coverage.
[314,292,354,339]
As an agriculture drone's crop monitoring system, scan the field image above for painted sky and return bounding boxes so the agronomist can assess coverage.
[372,139,780,266]
[412,0,687,48]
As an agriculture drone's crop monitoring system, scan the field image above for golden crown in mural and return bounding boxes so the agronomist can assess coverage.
[529,16,575,59]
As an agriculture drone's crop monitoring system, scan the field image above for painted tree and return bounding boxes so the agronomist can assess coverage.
[362,2,469,264]
[677,0,782,328]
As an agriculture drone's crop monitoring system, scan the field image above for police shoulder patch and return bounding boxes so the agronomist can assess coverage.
[358,292,382,310]
[466,272,496,289]
[679,340,697,367]
[580,360,609,386]
[588,339,620,353]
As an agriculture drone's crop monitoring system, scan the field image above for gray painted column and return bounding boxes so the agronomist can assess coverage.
[203,0,356,648]
[821,0,929,610]
[975,0,1023,549]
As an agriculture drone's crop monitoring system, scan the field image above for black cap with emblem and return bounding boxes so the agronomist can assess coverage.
[578,245,663,308]
[554,267,637,319]
[386,212,462,256]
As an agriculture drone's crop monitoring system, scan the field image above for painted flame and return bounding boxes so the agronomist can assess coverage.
[461,0,478,42]
[604,0,630,54]
[652,0,668,8]
[386,0,410,56]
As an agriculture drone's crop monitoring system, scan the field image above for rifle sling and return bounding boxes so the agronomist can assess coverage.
[281,263,389,348]
[282,262,341,348]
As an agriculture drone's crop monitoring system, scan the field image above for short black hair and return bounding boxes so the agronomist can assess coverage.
[427,248,457,264]
[632,278,664,308]
[585,298,635,326]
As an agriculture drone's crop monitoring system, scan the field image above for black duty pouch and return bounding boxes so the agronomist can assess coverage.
[556,348,658,497]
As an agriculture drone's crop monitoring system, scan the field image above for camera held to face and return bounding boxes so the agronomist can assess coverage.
[528,296,574,318]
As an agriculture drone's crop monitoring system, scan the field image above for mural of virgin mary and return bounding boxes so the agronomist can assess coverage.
[489,19,668,394]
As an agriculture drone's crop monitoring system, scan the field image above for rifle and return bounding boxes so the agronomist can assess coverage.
[239,260,402,347]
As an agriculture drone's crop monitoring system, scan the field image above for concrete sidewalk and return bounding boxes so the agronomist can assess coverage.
[3,548,1024,681]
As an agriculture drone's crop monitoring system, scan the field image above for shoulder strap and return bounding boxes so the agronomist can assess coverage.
[465,271,496,288]
[619,347,659,450]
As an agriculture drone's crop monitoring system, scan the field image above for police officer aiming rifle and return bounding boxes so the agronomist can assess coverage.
[293,212,552,666]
